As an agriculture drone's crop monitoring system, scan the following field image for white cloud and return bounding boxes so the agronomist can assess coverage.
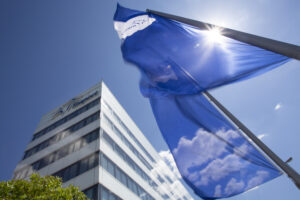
[245,170,269,190]
[152,152,193,200]
[274,103,282,110]
[173,128,240,175]
[194,154,247,186]
[258,134,267,140]
[210,170,269,197]
[214,185,222,197]
[233,141,255,158]
[224,178,245,195]
[170,128,273,198]
[159,150,182,179]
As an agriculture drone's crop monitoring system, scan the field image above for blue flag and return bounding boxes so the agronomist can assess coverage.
[150,94,281,199]
[114,4,288,199]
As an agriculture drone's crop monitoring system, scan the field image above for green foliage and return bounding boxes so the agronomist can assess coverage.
[0,173,88,200]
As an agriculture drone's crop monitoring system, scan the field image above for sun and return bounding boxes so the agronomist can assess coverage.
[206,27,224,44]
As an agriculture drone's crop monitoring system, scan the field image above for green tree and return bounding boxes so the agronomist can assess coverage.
[0,173,88,200]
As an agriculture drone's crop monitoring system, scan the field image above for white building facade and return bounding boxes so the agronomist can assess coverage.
[13,82,193,200]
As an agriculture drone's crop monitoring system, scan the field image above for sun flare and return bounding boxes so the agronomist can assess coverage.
[206,27,223,43]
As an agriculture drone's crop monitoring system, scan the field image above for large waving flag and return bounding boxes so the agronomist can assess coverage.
[114,4,289,199]
[114,4,289,97]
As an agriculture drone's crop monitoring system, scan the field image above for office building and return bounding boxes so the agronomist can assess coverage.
[12,82,193,200]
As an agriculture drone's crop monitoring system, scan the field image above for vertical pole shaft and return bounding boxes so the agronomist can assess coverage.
[203,91,300,189]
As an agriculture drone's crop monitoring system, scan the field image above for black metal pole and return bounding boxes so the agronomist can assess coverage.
[146,9,300,189]
[203,91,300,189]
[147,9,300,60]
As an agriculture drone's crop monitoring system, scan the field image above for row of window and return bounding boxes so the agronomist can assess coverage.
[102,102,181,199]
[83,184,123,200]
[101,130,175,200]
[14,129,99,180]
[102,131,159,188]
[83,184,98,200]
[32,98,100,141]
[164,174,173,184]
[23,111,100,160]
[53,152,99,183]
[100,153,155,200]
[102,114,152,170]
[102,100,155,163]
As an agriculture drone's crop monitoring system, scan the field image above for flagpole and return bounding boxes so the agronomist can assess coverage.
[203,91,300,189]
[146,9,300,60]
[146,9,300,189]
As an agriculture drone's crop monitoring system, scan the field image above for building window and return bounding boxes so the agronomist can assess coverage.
[102,100,155,163]
[99,185,122,200]
[102,115,153,170]
[82,185,98,200]
[23,112,100,160]
[101,130,160,194]
[15,129,99,179]
[32,98,99,141]
[100,153,154,200]
[53,152,99,183]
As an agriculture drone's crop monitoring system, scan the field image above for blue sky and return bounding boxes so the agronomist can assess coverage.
[0,0,299,199]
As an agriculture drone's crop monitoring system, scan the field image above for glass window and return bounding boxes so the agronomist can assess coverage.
[69,163,78,180]
[81,137,88,147]
[109,193,116,200]
[39,157,48,169]
[120,172,126,186]
[138,187,144,198]
[68,143,75,154]
[32,161,40,170]
[58,131,67,141]
[84,134,92,143]
[84,188,95,200]
[48,153,55,164]
[101,187,109,200]
[86,115,93,124]
[25,112,100,161]
[103,132,114,148]
[127,177,133,190]
[23,152,29,159]
[49,136,57,145]
[165,175,173,183]
[90,130,99,141]
[38,141,47,151]
[132,182,138,195]
[73,140,82,152]
[53,152,99,183]
[58,146,69,159]
[115,146,125,160]
[100,154,108,169]
[115,167,122,182]
[107,159,114,176]
[88,154,98,169]
[157,175,165,183]
[28,149,35,157]
[100,128,157,191]
[79,158,89,174]
[61,168,70,182]
[83,185,98,200]
[32,99,99,142]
